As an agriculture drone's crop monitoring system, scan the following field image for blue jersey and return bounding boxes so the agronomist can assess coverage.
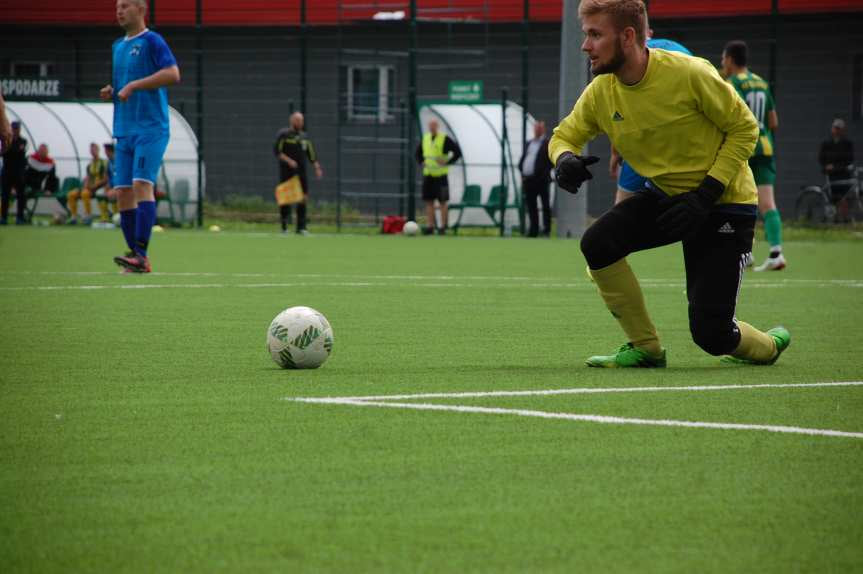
[111,29,177,137]
[647,38,692,56]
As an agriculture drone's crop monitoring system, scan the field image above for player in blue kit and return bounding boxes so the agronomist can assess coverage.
[100,0,180,273]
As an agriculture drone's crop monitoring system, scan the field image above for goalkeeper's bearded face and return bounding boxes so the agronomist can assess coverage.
[581,13,628,76]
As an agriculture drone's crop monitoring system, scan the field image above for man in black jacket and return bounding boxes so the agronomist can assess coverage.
[819,118,855,204]
[1,120,28,225]
[519,121,553,237]
[818,118,854,203]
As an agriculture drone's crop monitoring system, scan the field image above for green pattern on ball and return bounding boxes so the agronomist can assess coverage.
[269,321,290,342]
[323,335,333,355]
[278,347,296,369]
[292,325,321,350]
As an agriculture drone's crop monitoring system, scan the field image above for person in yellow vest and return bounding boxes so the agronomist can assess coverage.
[415,119,462,235]
[68,142,108,225]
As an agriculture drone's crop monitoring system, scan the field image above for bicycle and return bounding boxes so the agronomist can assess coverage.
[795,164,863,225]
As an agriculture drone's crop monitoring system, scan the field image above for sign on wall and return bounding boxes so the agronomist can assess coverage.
[449,81,483,103]
[1,78,63,100]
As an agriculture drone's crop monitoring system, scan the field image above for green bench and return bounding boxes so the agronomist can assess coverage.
[450,184,521,234]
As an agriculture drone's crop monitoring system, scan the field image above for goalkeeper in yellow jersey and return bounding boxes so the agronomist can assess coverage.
[549,0,789,368]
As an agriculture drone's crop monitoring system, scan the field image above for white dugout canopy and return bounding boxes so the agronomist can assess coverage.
[419,102,551,229]
[5,101,202,218]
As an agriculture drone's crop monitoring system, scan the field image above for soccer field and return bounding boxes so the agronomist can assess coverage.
[2,227,862,573]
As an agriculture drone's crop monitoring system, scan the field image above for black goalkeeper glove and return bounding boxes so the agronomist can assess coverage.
[555,152,600,194]
[655,176,725,241]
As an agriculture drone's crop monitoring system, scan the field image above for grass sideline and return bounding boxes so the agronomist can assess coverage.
[1,226,862,573]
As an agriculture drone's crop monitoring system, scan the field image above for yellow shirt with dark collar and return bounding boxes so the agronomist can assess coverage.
[87,158,108,190]
[550,48,758,206]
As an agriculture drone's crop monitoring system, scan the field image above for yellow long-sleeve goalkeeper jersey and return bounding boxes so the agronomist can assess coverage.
[550,48,758,206]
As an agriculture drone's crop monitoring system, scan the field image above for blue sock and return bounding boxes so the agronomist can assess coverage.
[134,201,156,257]
[120,209,137,252]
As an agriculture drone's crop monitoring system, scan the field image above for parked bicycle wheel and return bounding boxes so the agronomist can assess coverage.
[794,188,835,225]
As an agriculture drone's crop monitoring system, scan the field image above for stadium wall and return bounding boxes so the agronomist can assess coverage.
[0,12,861,218]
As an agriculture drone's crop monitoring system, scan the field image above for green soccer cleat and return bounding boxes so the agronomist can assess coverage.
[585,343,667,368]
[721,326,791,366]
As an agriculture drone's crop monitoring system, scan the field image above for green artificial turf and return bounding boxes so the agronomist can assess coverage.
[1,225,862,573]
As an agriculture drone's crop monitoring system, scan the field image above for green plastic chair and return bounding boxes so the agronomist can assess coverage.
[484,184,523,233]
[25,176,79,221]
[483,184,507,222]
[450,184,482,233]
[57,177,81,201]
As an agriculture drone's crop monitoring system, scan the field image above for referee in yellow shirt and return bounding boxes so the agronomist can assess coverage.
[549,0,789,368]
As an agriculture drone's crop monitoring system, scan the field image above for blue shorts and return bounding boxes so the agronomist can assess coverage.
[114,132,169,188]
[618,160,649,193]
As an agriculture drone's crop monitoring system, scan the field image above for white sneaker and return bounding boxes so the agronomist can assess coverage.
[754,253,786,271]
[298,229,310,236]
[281,229,291,235]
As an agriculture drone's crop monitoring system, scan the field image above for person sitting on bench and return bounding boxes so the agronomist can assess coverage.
[68,142,108,225]
[24,143,58,200]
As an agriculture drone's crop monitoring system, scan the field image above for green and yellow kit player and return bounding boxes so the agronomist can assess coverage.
[67,142,108,225]
[722,40,785,271]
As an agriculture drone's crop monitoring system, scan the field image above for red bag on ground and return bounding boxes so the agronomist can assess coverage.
[382,215,406,234]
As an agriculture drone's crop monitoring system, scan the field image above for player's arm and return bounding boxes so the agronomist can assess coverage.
[690,61,758,188]
[118,66,180,102]
[0,90,10,150]
[549,86,601,194]
[92,170,108,190]
[443,137,462,164]
[767,110,778,131]
[818,141,830,172]
[548,87,599,164]
[609,145,621,177]
[279,153,298,169]
[305,140,323,178]
[655,62,759,240]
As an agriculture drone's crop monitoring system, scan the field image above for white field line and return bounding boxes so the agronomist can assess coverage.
[2,270,863,287]
[289,381,863,440]
[290,381,863,403]
[302,399,863,439]
[1,280,862,292]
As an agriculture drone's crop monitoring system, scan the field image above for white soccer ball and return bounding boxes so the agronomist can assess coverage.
[403,220,419,236]
[112,212,121,225]
[267,306,334,369]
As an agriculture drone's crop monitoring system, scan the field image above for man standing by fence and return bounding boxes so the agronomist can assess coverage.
[519,121,553,237]
[1,120,28,225]
[415,119,462,235]
[274,111,322,235]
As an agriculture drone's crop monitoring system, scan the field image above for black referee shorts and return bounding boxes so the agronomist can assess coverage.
[581,191,756,356]
[421,175,449,203]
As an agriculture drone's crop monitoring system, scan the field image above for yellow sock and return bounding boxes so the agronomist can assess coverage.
[82,189,93,216]
[589,258,662,356]
[98,200,110,222]
[68,190,80,217]
[732,321,777,362]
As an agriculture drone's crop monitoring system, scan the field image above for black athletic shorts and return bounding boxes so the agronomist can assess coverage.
[422,175,449,202]
[583,191,756,330]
